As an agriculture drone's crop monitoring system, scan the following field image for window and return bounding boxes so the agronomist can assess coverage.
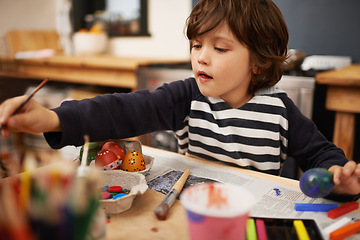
[72,0,150,37]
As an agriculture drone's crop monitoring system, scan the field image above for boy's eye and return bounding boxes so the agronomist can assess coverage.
[192,44,201,50]
[215,47,227,53]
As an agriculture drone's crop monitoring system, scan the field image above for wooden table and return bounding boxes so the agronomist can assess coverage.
[105,146,300,240]
[316,64,360,160]
[0,55,189,92]
[2,146,360,240]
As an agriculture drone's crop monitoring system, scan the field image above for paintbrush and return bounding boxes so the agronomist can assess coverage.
[77,134,90,177]
[154,168,190,220]
[0,78,49,131]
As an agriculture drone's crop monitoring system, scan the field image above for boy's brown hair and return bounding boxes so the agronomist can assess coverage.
[186,0,289,94]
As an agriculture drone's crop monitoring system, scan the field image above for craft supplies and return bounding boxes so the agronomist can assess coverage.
[327,201,359,219]
[255,219,267,240]
[0,136,21,178]
[85,139,154,174]
[101,141,126,160]
[299,168,334,198]
[79,142,101,165]
[322,217,352,236]
[0,160,102,240]
[95,149,119,170]
[180,182,256,240]
[247,218,323,240]
[294,203,338,212]
[120,150,146,172]
[108,185,123,193]
[154,168,190,220]
[246,218,257,240]
[329,220,360,240]
[99,185,130,200]
[98,170,148,214]
[77,134,90,177]
[113,193,127,200]
[294,220,311,240]
[100,191,111,200]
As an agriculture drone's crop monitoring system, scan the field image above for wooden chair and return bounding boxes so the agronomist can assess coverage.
[5,30,62,57]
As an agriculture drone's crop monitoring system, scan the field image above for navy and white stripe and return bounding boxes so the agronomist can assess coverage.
[176,87,288,174]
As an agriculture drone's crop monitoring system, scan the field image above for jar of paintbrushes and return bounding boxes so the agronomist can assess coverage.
[0,159,105,240]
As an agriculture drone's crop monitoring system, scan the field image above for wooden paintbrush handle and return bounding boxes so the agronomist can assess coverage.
[172,168,190,193]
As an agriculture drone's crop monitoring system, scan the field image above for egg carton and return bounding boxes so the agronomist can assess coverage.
[98,170,148,214]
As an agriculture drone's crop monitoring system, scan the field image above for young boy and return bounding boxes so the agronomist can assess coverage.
[0,0,359,200]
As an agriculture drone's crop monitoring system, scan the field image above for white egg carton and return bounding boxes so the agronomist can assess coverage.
[76,139,153,214]
[98,170,148,214]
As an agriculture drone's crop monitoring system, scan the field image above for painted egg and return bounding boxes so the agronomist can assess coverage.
[299,168,334,198]
[95,149,121,171]
[120,150,146,172]
[102,141,126,160]
[79,142,101,165]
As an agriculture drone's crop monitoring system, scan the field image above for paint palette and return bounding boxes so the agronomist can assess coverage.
[249,217,324,240]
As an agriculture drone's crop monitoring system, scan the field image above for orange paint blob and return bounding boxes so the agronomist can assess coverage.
[207,183,228,209]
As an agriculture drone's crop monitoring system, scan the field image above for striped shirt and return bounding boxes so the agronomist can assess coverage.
[176,86,288,174]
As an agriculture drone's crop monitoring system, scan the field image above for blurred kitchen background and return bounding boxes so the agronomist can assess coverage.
[0,0,359,177]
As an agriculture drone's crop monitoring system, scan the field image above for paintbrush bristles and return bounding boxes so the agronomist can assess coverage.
[154,202,169,220]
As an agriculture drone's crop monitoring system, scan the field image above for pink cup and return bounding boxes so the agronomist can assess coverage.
[180,182,256,240]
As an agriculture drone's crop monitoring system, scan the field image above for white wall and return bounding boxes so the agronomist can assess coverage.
[0,0,57,55]
[109,0,191,60]
[0,0,192,60]
[0,0,57,35]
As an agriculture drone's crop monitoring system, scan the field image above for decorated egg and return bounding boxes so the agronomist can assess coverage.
[299,168,334,198]
[79,142,101,165]
[120,150,146,172]
[95,149,121,171]
[102,141,126,160]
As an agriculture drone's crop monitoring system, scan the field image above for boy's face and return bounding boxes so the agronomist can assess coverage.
[191,21,254,108]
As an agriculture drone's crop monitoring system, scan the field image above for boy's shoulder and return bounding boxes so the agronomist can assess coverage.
[253,85,292,106]
[254,85,285,96]
[251,86,299,114]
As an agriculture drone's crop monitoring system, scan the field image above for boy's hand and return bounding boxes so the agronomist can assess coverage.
[0,96,61,137]
[328,160,360,195]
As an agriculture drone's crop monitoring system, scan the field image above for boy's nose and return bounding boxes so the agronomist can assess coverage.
[197,49,210,65]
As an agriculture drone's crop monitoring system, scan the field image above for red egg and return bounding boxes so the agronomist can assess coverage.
[102,141,126,160]
[120,150,146,172]
[95,149,119,170]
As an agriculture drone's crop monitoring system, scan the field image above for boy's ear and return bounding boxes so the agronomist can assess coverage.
[252,65,261,74]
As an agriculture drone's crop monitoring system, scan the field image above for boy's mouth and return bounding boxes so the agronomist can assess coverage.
[198,71,213,81]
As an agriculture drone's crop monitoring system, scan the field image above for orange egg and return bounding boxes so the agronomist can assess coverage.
[120,150,146,172]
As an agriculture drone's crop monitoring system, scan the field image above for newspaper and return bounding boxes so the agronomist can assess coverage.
[143,147,360,240]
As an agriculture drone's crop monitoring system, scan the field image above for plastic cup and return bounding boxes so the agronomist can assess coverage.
[180,182,256,240]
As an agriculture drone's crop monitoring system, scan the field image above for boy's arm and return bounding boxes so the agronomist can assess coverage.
[44,78,199,149]
[281,93,347,171]
[281,94,359,200]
